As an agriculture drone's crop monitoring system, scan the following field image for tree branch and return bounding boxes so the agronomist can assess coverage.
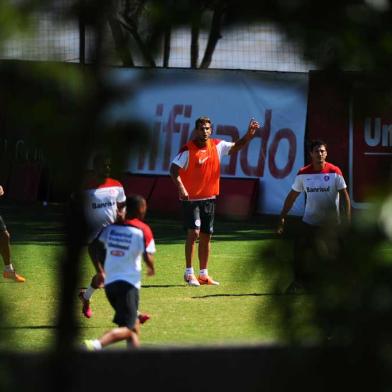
[108,17,135,67]
[200,2,226,69]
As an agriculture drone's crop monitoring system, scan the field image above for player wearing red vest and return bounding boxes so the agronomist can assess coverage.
[170,116,260,286]
[277,140,351,293]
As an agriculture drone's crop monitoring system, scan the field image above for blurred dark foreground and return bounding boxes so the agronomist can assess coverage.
[1,343,388,392]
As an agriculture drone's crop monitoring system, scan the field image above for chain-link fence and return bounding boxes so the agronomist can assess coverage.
[0,2,314,72]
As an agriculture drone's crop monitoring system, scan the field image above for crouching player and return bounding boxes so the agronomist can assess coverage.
[84,194,155,350]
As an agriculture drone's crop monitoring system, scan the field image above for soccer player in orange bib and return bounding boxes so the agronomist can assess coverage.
[170,116,260,286]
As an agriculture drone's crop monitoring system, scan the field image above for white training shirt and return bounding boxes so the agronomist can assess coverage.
[98,219,156,289]
[292,162,347,226]
[83,177,126,242]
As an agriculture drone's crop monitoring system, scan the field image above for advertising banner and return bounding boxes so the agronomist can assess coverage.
[106,68,308,215]
[349,86,392,208]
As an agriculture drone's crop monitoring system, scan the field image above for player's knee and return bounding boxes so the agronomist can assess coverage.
[127,329,140,348]
[188,229,200,241]
[91,274,104,289]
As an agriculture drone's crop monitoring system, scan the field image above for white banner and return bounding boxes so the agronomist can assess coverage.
[106,68,308,215]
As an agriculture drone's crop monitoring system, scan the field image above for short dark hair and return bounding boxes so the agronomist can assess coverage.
[195,116,212,129]
[309,139,327,152]
[126,194,145,216]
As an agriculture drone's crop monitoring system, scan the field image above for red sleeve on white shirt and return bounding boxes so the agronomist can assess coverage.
[127,219,156,253]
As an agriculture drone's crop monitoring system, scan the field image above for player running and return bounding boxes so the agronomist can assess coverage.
[84,194,155,350]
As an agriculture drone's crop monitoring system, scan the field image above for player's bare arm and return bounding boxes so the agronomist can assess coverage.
[169,163,189,200]
[277,190,300,234]
[229,118,259,155]
[0,185,4,197]
[143,252,155,276]
[339,188,352,224]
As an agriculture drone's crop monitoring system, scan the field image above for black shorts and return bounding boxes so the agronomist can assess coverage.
[0,215,7,232]
[182,199,215,234]
[105,281,139,329]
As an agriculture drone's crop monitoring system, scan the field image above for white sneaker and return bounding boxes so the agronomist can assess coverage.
[184,273,200,286]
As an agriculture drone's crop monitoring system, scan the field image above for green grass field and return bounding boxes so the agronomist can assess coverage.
[0,202,293,351]
[0,201,391,352]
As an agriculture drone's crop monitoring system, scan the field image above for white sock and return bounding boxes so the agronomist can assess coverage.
[199,269,208,277]
[92,339,102,350]
[84,285,95,300]
[4,264,14,272]
[185,267,194,276]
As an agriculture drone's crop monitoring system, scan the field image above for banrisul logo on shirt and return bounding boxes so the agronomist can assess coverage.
[306,186,330,192]
[92,201,116,209]
[111,250,124,256]
[324,175,330,181]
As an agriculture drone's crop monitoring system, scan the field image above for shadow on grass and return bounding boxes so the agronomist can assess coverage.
[191,292,309,299]
[152,215,279,244]
[142,284,186,288]
[0,325,57,330]
[1,201,279,245]
[1,202,66,245]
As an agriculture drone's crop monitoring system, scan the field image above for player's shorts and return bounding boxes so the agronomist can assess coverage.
[0,215,7,232]
[182,199,215,234]
[105,280,139,329]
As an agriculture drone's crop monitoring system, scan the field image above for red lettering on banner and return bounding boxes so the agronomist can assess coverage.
[149,104,163,170]
[162,105,183,171]
[216,125,239,175]
[138,104,163,170]
[239,110,272,177]
[162,104,194,170]
[136,104,297,180]
[268,128,296,178]
[138,104,193,172]
[179,105,192,147]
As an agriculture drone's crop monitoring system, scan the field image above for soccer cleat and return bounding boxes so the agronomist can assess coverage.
[138,313,151,324]
[3,270,26,283]
[184,273,200,287]
[197,275,220,286]
[79,290,93,318]
[84,339,97,351]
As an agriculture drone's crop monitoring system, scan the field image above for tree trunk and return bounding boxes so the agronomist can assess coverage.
[191,18,200,68]
[200,3,226,69]
[119,19,157,67]
[163,25,171,67]
[108,17,135,67]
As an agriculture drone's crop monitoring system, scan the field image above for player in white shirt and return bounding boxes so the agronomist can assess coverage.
[276,140,351,293]
[84,194,155,350]
[78,154,126,318]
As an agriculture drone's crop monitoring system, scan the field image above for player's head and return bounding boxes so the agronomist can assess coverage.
[309,139,328,166]
[194,116,212,143]
[126,194,147,220]
[92,153,111,179]
[195,116,212,130]
[309,139,327,152]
